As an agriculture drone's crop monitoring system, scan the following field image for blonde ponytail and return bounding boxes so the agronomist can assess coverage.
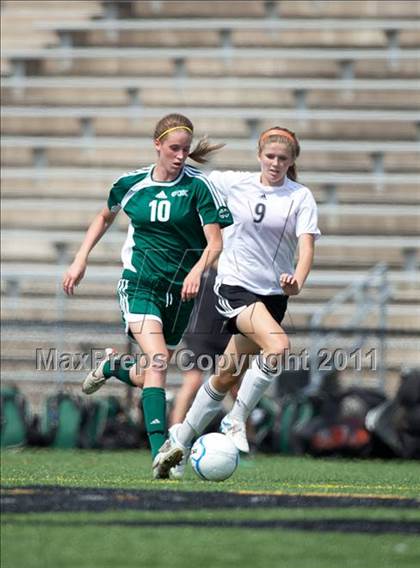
[188,137,225,164]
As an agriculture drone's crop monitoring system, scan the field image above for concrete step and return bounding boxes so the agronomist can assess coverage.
[2,198,419,235]
[2,264,419,304]
[2,295,419,330]
[2,230,418,270]
[3,114,419,141]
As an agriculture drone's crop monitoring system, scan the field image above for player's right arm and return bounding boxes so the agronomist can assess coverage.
[62,205,118,296]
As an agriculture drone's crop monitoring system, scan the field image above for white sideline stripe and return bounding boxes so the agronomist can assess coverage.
[2,168,419,185]
[36,18,420,32]
[2,230,419,249]
[3,106,420,121]
[3,47,420,59]
[2,137,420,153]
[2,199,418,215]
[3,265,420,288]
[3,296,419,316]
[3,77,419,91]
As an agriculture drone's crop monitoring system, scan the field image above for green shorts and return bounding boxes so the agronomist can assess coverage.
[117,278,194,348]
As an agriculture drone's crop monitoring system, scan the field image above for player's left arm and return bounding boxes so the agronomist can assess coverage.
[280,233,315,296]
[181,223,223,301]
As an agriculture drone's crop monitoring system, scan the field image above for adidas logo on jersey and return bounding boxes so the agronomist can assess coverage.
[150,418,161,425]
[156,191,168,199]
[171,189,189,197]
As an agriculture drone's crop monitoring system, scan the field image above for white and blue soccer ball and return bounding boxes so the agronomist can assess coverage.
[190,433,239,481]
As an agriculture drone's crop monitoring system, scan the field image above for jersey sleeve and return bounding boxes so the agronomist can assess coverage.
[208,170,239,199]
[107,176,129,212]
[295,189,321,240]
[194,176,233,228]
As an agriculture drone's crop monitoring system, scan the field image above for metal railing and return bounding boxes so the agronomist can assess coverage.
[308,262,391,393]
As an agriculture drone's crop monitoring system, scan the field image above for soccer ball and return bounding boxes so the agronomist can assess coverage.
[190,433,239,481]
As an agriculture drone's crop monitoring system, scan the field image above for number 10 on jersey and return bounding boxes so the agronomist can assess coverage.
[149,199,171,222]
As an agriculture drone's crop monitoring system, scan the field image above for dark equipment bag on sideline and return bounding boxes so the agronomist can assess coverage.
[292,387,386,457]
[38,392,85,449]
[273,384,386,457]
[366,368,420,459]
[0,386,28,447]
[81,395,143,450]
[272,393,317,455]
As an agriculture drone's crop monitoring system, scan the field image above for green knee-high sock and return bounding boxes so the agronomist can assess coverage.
[103,359,135,387]
[141,387,167,458]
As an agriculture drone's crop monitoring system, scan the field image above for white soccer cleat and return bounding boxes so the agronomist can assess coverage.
[220,414,250,453]
[168,424,191,480]
[152,437,184,480]
[169,457,189,480]
[82,348,116,395]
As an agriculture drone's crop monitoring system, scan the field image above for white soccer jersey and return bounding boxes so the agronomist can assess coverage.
[208,170,321,295]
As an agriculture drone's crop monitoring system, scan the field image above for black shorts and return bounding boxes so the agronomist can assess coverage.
[215,284,289,335]
[181,268,231,369]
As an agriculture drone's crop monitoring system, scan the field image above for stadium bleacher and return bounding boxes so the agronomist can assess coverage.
[1,0,419,398]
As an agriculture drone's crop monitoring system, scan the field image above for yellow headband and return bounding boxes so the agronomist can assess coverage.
[156,126,193,140]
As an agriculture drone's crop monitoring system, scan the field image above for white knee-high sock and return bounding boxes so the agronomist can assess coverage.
[177,378,226,446]
[229,357,277,422]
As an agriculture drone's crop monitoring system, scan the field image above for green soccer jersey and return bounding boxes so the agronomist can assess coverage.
[108,164,233,288]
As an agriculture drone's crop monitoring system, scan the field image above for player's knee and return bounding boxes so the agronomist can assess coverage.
[263,335,290,359]
[137,351,171,385]
[150,350,170,372]
[129,371,144,387]
[213,367,238,392]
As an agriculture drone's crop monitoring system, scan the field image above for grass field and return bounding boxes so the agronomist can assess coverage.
[2,449,420,568]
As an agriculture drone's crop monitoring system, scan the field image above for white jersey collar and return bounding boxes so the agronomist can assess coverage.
[255,173,291,193]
